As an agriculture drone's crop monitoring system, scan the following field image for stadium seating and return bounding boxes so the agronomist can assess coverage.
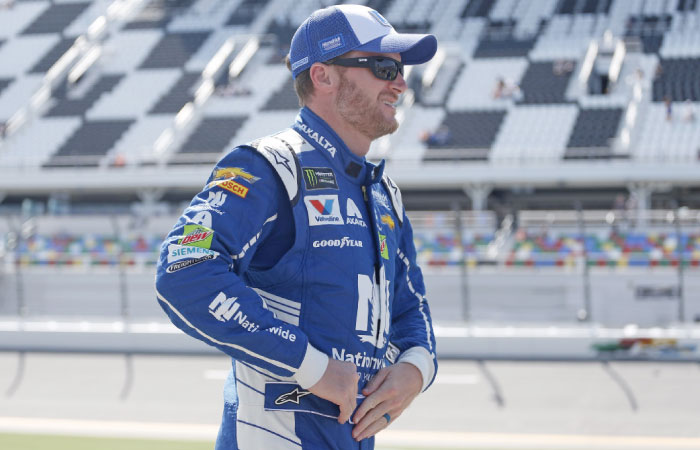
[0,0,698,176]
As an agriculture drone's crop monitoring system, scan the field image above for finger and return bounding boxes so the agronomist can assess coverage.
[337,398,353,424]
[352,399,391,439]
[354,410,393,441]
[362,367,389,396]
[338,373,360,424]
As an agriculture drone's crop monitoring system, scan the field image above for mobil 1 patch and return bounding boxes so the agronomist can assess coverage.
[302,167,338,190]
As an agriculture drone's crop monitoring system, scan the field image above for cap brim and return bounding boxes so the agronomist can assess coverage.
[355,32,437,65]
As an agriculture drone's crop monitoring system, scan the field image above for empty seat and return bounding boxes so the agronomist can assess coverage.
[139,32,211,69]
[21,2,90,35]
[44,120,134,167]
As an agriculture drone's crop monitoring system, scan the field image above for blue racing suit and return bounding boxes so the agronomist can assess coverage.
[155,107,437,449]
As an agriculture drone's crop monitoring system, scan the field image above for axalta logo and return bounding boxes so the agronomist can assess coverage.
[305,195,343,226]
[167,244,218,263]
[298,123,336,157]
[179,225,214,248]
[313,237,363,248]
[346,199,367,227]
[208,292,259,332]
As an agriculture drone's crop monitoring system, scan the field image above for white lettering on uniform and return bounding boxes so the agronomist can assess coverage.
[299,123,337,157]
[312,237,363,249]
[208,292,259,332]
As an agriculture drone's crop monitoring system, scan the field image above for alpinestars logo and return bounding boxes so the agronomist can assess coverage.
[305,195,343,226]
[275,388,311,405]
[346,199,367,227]
[298,123,337,157]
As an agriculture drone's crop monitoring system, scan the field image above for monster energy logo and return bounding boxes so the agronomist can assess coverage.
[302,167,338,191]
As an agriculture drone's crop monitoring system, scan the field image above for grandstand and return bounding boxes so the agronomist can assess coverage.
[0,0,699,336]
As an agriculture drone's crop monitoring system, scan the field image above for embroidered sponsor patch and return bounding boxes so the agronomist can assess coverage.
[312,237,363,249]
[305,195,343,226]
[291,56,309,71]
[319,34,344,54]
[166,253,217,273]
[179,225,214,249]
[303,167,338,190]
[275,387,311,405]
[208,292,259,331]
[215,179,249,198]
[379,233,389,260]
[208,167,260,188]
[346,198,367,227]
[167,244,219,263]
[380,214,395,230]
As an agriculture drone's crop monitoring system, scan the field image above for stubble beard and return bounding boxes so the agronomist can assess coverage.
[336,71,398,141]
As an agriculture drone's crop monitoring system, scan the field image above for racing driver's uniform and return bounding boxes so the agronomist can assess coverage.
[155,106,437,449]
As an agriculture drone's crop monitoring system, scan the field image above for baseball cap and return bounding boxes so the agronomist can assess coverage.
[288,4,438,79]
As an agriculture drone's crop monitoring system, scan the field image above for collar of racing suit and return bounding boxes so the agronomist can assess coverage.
[293,107,386,186]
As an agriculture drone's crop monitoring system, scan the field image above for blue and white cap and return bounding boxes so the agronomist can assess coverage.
[288,5,438,79]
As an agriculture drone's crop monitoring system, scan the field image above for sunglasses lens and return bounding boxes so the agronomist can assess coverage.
[373,59,399,80]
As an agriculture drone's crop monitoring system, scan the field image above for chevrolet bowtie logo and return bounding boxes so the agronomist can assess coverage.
[275,387,311,405]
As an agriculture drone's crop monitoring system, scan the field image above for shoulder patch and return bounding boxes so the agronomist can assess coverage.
[381,175,404,226]
[250,129,303,206]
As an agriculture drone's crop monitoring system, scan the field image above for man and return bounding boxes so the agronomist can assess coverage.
[155,5,438,449]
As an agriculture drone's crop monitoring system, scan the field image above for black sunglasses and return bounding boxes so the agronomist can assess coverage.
[325,56,404,81]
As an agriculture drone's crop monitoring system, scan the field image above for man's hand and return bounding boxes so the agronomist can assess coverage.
[351,362,423,441]
[308,358,359,424]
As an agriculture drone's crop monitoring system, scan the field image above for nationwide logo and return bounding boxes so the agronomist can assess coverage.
[303,167,338,191]
[380,214,395,230]
[379,233,389,259]
[298,123,337,157]
[346,198,367,227]
[313,237,363,248]
[167,244,218,263]
[275,387,311,405]
[179,225,214,249]
[166,253,217,273]
[214,179,249,198]
[304,195,343,226]
[208,292,259,331]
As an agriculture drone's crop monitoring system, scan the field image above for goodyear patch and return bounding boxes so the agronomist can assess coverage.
[216,179,249,198]
[379,233,389,260]
[303,167,338,191]
[179,224,214,249]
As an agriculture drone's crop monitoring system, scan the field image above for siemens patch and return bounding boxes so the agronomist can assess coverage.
[303,167,338,190]
[168,244,218,263]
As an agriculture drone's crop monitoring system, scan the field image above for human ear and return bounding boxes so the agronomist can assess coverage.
[309,63,335,92]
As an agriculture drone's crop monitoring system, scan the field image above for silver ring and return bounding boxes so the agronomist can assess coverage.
[383,413,391,423]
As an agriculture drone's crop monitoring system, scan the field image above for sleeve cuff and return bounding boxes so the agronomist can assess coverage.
[397,346,435,392]
[295,343,329,389]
